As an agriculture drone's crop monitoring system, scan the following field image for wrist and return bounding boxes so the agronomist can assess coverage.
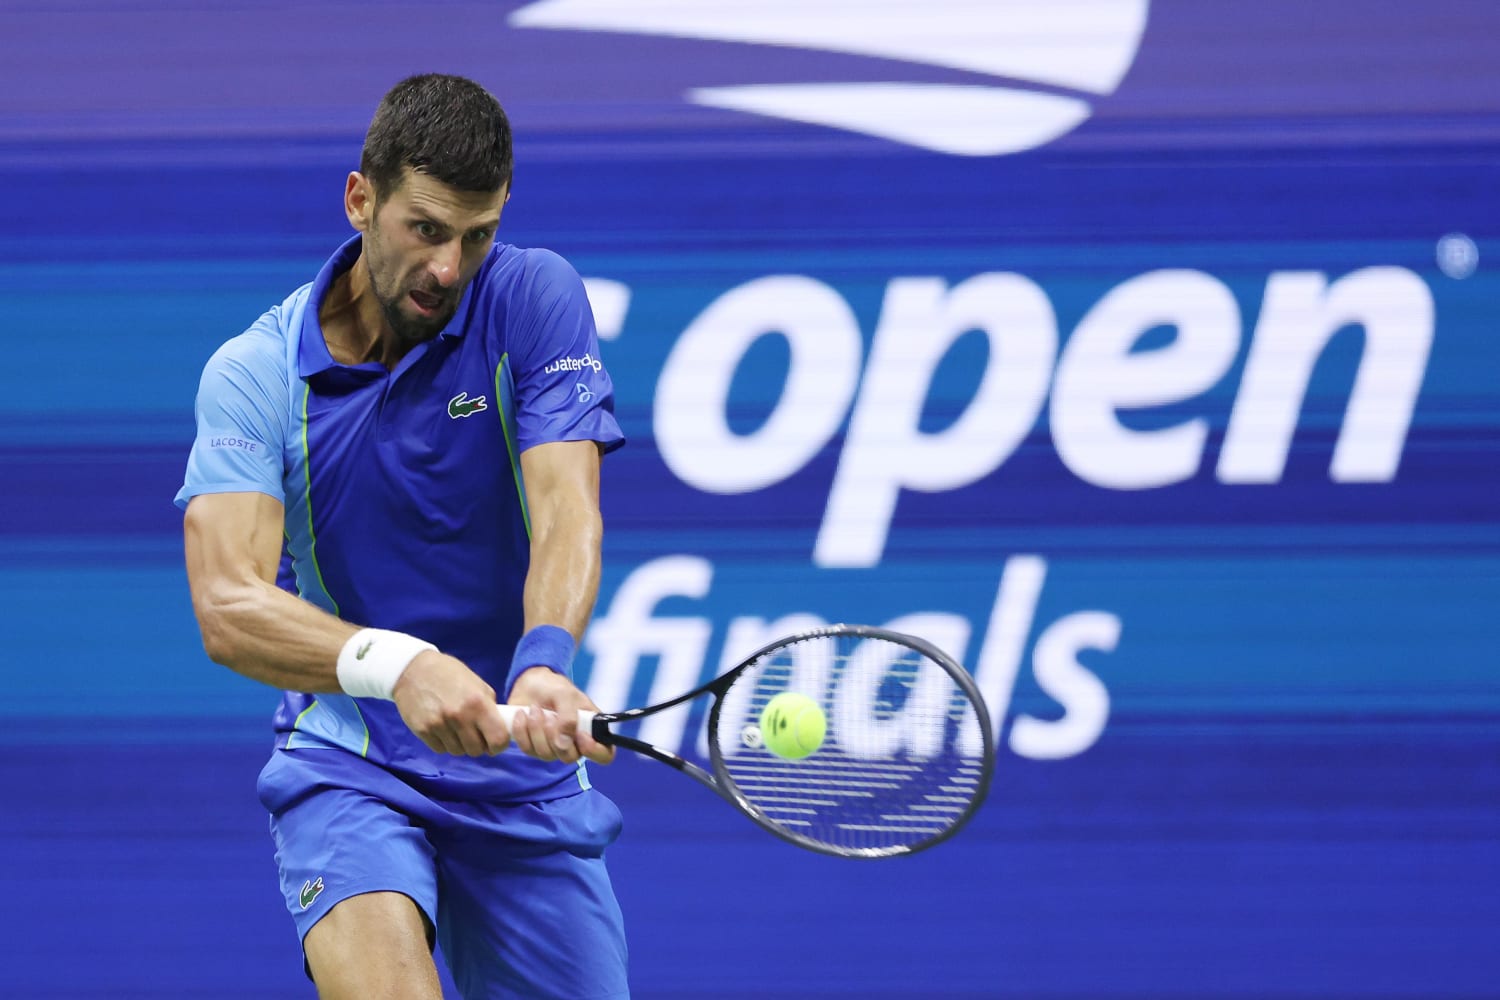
[337,628,436,700]
[506,625,576,697]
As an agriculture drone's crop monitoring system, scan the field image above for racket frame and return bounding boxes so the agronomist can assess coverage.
[592,623,995,858]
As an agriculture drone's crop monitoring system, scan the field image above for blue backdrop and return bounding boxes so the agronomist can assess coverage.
[3,2,1497,997]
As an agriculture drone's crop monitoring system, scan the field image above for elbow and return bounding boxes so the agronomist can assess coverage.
[192,581,256,666]
[198,617,235,667]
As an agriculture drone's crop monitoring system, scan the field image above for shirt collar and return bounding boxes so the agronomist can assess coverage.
[297,235,480,379]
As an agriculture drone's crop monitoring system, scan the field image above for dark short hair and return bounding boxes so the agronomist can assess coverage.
[360,74,513,200]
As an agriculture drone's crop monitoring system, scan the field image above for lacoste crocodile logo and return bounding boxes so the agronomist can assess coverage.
[449,392,489,419]
[299,877,325,910]
[355,639,373,660]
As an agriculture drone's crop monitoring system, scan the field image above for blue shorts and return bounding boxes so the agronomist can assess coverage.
[257,747,628,1000]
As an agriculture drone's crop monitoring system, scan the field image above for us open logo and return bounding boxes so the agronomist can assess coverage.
[511,0,1150,155]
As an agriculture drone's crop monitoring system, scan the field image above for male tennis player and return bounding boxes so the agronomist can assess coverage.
[177,75,629,999]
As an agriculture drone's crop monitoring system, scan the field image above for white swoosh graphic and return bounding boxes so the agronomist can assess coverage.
[511,0,1149,94]
[510,0,1150,155]
[692,83,1091,156]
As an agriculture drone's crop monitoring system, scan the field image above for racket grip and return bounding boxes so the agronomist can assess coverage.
[496,703,596,734]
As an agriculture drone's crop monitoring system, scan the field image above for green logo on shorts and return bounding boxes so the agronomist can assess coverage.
[299,876,325,910]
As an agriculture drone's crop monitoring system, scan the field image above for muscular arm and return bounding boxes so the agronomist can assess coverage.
[507,439,615,764]
[518,439,605,642]
[184,490,513,756]
[183,490,355,690]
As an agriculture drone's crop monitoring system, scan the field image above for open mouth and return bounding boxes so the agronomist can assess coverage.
[409,289,444,316]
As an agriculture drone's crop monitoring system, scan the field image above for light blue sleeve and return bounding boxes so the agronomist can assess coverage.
[174,326,289,510]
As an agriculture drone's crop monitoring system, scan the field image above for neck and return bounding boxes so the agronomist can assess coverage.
[321,254,402,368]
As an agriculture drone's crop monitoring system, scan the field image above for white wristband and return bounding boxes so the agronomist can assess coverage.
[336,628,436,700]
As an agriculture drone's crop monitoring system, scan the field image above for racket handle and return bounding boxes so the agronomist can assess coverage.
[495,703,596,734]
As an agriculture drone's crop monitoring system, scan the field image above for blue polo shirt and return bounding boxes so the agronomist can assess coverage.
[176,236,624,802]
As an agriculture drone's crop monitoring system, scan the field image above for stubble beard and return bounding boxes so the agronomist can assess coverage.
[366,233,457,347]
[376,270,456,347]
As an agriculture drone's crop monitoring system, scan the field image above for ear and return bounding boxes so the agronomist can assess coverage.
[345,172,375,232]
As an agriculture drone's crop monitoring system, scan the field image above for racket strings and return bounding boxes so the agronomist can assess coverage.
[713,632,988,856]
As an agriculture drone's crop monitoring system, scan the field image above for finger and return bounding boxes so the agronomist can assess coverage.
[427,724,464,757]
[578,734,615,765]
[522,705,558,762]
[478,706,512,755]
[553,729,579,765]
[416,726,449,755]
[573,699,612,762]
[509,707,539,757]
[535,703,579,763]
[576,734,614,765]
[571,716,614,765]
[447,717,489,758]
[541,704,579,764]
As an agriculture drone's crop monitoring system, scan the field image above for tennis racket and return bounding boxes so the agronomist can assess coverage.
[499,624,995,859]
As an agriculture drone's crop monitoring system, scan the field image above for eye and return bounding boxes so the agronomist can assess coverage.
[415,221,439,239]
[465,229,493,244]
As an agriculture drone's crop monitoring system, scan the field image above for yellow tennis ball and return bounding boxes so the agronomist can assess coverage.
[759,692,826,759]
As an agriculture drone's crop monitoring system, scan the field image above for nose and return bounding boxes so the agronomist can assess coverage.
[428,239,463,288]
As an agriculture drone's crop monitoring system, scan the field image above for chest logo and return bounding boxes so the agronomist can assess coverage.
[448,391,489,419]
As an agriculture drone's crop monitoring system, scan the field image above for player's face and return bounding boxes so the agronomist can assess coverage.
[356,169,508,345]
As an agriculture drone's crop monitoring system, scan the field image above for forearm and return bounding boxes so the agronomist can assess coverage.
[521,496,603,642]
[506,494,613,754]
[194,574,358,693]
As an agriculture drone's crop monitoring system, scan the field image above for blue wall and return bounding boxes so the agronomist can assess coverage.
[3,2,1497,996]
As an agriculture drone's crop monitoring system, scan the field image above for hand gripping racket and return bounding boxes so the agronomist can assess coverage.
[499,624,995,859]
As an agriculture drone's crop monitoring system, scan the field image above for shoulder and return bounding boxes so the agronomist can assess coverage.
[514,245,581,285]
[197,290,303,405]
[207,314,284,367]
[482,244,587,307]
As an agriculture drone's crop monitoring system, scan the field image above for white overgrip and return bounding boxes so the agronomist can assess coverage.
[495,703,596,734]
